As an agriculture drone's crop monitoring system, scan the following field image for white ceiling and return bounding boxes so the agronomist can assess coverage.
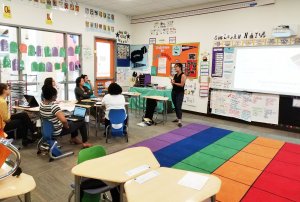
[76,0,225,16]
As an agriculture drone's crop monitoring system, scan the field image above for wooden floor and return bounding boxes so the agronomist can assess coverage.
[2,111,300,202]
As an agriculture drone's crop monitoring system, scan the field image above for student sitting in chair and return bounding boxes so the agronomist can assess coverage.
[74,76,93,102]
[40,85,92,148]
[0,83,36,146]
[41,77,61,102]
[102,83,127,135]
[81,74,96,98]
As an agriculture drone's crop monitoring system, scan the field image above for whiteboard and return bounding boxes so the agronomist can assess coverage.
[234,46,300,96]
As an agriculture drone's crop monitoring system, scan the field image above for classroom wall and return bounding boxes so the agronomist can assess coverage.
[0,1,132,83]
[131,0,300,113]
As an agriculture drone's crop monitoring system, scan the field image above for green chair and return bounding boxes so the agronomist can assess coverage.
[68,146,113,202]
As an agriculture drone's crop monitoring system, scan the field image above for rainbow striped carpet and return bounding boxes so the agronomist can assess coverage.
[131,123,300,202]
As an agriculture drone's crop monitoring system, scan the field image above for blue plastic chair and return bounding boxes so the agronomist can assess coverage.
[105,109,128,143]
[37,119,74,161]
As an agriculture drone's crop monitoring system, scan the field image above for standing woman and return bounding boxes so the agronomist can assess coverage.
[171,63,186,127]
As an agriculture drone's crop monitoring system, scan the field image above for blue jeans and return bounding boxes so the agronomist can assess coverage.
[171,91,184,119]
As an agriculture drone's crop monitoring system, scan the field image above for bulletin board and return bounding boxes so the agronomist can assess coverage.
[152,42,199,78]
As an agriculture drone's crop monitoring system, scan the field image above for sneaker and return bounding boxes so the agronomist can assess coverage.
[178,123,182,127]
[172,119,179,123]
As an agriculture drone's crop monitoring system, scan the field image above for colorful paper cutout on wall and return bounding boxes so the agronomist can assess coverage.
[151,66,157,76]
[19,44,27,53]
[3,56,11,68]
[39,62,45,72]
[12,59,19,71]
[75,45,80,54]
[52,47,58,56]
[0,39,8,51]
[3,5,12,19]
[19,60,24,71]
[62,62,67,73]
[31,62,38,72]
[67,47,74,56]
[46,62,53,72]
[36,45,42,57]
[117,44,130,67]
[44,46,51,57]
[75,61,81,70]
[55,63,60,70]
[28,45,36,56]
[59,47,66,57]
[152,42,199,77]
[9,42,18,53]
[69,61,75,71]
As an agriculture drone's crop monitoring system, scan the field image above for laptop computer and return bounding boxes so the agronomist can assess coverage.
[19,95,39,108]
[67,106,87,122]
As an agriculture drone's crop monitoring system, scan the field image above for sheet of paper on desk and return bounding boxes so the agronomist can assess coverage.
[134,170,160,184]
[96,102,102,105]
[126,164,150,177]
[178,172,209,191]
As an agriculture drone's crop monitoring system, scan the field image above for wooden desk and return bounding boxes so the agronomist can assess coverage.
[71,147,160,202]
[122,92,141,117]
[125,167,221,202]
[0,164,36,202]
[12,106,40,112]
[142,96,169,124]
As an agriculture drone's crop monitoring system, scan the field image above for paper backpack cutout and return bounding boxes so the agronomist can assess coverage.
[39,62,46,72]
[75,61,81,70]
[67,47,74,56]
[19,43,27,53]
[44,46,51,57]
[3,56,11,68]
[36,46,42,57]
[75,45,80,54]
[62,62,67,72]
[28,45,36,56]
[12,59,19,71]
[0,39,8,51]
[59,47,66,57]
[10,42,18,53]
[46,62,53,72]
[31,62,38,72]
[20,60,24,71]
[52,47,58,57]
[69,61,75,71]
[55,63,60,70]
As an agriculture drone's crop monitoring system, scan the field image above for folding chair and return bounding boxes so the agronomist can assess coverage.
[105,109,128,143]
[36,119,74,162]
[68,145,116,202]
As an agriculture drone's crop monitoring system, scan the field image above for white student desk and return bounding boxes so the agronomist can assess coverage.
[71,147,160,202]
[122,92,141,117]
[0,164,36,202]
[142,95,169,124]
[125,167,221,202]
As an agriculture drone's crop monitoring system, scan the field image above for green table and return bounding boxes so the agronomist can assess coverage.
[129,87,173,112]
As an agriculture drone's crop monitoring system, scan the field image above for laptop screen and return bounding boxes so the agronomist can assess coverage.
[23,95,39,107]
[73,107,86,117]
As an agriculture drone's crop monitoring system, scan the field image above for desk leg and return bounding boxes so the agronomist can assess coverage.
[211,195,216,202]
[138,96,141,115]
[24,192,31,202]
[165,101,168,123]
[135,97,138,117]
[74,175,81,202]
[95,106,98,137]
[120,184,124,202]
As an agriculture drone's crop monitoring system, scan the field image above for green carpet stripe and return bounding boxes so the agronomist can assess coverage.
[182,152,226,173]
[225,131,257,143]
[199,144,239,160]
[214,137,250,150]
[172,162,210,174]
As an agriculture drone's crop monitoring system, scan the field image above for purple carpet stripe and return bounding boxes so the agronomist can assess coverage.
[169,127,208,137]
[154,132,186,144]
[184,123,211,131]
[130,138,170,152]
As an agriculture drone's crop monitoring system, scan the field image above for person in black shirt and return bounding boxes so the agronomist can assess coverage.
[171,63,186,127]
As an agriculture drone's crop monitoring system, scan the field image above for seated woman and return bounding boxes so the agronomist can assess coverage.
[0,83,35,146]
[40,85,92,148]
[74,76,93,102]
[41,77,58,101]
[81,74,96,98]
[102,83,127,134]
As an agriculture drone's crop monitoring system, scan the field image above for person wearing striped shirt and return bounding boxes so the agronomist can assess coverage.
[40,85,92,148]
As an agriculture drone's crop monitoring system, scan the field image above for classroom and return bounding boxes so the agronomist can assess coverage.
[1,0,300,201]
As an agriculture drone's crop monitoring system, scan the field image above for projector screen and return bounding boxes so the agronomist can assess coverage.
[234,46,300,96]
